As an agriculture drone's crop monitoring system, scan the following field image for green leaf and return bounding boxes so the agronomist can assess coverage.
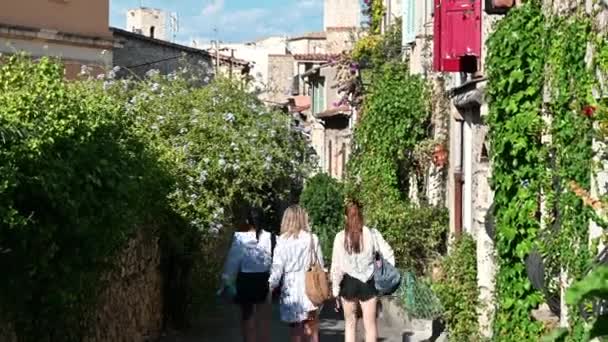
[541,328,568,342]
[589,315,608,339]
[566,266,608,305]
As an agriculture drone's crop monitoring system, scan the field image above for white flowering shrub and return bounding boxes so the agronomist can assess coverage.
[105,72,314,233]
[0,55,314,334]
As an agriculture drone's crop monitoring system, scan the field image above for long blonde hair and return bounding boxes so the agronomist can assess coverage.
[280,205,309,238]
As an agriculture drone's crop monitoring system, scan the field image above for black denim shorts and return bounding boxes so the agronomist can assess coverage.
[339,273,378,302]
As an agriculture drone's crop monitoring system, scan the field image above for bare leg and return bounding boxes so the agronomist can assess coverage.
[256,296,272,342]
[342,298,358,342]
[290,322,304,342]
[241,303,257,342]
[303,313,319,342]
[360,296,378,342]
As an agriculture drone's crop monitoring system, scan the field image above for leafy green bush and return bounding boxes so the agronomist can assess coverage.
[0,56,173,341]
[107,70,313,231]
[433,234,480,341]
[365,198,447,274]
[300,173,345,262]
[106,67,314,322]
[543,265,608,342]
[0,56,314,339]
[348,61,431,206]
[346,60,446,274]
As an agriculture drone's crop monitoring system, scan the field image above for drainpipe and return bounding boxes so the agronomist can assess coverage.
[454,119,464,237]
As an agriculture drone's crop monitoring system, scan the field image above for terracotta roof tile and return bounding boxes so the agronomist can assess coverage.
[293,53,340,61]
[315,106,351,119]
[288,32,327,41]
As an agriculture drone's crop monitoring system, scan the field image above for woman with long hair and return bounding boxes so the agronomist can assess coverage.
[221,206,273,342]
[330,201,395,342]
[269,205,323,342]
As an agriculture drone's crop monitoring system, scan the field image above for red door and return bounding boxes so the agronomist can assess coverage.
[433,0,481,72]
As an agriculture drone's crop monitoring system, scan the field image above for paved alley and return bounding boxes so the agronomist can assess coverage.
[160,300,408,342]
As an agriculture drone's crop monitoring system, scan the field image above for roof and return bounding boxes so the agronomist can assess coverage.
[325,27,358,32]
[111,27,249,66]
[293,95,311,107]
[293,53,340,62]
[288,32,327,41]
[289,104,311,113]
[1,23,117,49]
[301,62,334,78]
[315,106,351,119]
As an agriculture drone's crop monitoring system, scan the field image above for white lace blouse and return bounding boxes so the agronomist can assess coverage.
[221,230,272,283]
[330,226,395,297]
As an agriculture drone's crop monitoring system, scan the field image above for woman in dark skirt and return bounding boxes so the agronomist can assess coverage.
[330,201,395,342]
[221,207,273,342]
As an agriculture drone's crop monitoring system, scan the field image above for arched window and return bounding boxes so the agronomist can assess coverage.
[150,26,155,38]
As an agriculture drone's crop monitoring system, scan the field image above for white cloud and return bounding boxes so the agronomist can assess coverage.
[295,0,323,10]
[202,0,225,16]
[219,8,269,26]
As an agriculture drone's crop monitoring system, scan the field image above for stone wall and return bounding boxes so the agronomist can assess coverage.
[267,54,295,104]
[324,0,361,30]
[326,28,357,55]
[0,228,163,342]
[111,27,213,81]
[85,229,163,342]
[0,321,16,342]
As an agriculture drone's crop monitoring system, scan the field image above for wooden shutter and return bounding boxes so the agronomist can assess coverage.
[434,0,481,72]
[403,0,416,44]
[433,0,442,71]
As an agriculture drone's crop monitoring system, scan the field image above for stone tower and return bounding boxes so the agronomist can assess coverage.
[126,7,167,40]
[324,0,361,30]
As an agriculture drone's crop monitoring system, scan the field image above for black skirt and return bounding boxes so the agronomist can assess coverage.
[339,273,378,302]
[235,271,270,305]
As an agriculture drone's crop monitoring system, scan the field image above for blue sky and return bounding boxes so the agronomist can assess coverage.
[110,0,324,45]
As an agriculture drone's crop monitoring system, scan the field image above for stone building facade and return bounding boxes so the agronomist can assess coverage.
[126,7,167,40]
[324,0,361,30]
[111,28,248,83]
[403,0,502,337]
[0,0,116,79]
[199,36,289,97]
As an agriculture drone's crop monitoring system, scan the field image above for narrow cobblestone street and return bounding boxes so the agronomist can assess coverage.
[161,300,407,342]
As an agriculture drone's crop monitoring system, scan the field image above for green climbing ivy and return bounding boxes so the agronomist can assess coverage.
[486,2,546,340]
[433,234,480,341]
[488,1,601,340]
[543,14,595,340]
[347,62,447,274]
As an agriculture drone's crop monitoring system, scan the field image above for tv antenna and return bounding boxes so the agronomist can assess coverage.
[169,12,179,42]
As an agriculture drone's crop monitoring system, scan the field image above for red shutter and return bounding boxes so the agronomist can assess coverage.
[433,0,442,71]
[433,0,481,72]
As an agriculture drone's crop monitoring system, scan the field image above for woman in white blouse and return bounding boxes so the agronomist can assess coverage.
[221,208,273,342]
[269,205,323,342]
[330,201,395,342]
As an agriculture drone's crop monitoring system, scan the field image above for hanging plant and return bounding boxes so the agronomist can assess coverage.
[432,143,448,168]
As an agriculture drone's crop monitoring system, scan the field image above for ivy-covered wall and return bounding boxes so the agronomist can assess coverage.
[486,0,606,340]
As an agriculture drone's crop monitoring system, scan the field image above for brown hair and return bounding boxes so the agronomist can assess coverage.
[344,201,364,254]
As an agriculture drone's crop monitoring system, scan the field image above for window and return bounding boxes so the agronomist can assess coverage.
[403,0,416,44]
[150,26,155,39]
[313,77,326,114]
